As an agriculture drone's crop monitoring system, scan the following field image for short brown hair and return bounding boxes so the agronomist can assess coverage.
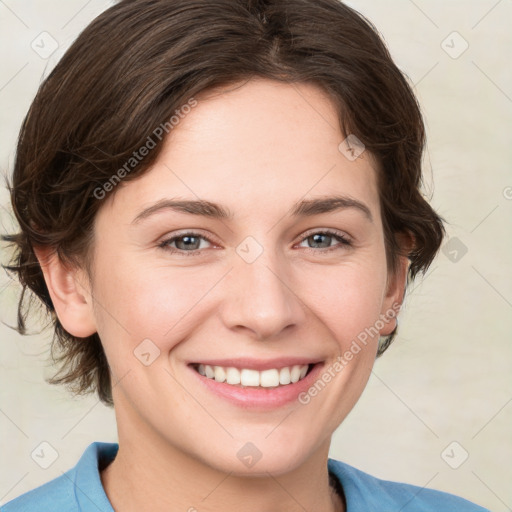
[1,0,445,406]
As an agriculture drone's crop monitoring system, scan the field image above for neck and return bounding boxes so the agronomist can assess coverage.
[102,456,343,512]
[101,403,344,512]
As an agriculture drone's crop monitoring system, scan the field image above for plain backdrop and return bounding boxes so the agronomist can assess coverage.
[0,1,511,510]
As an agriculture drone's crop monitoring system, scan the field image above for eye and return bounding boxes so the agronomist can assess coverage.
[158,231,214,256]
[296,229,352,253]
[157,229,352,256]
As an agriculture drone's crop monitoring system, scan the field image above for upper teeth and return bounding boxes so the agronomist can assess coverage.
[196,364,309,387]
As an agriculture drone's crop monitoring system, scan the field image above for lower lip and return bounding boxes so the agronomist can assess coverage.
[188,363,325,410]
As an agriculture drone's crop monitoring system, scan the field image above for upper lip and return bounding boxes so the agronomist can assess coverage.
[188,357,323,371]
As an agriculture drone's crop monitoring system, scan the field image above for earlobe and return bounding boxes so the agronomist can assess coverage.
[33,245,97,338]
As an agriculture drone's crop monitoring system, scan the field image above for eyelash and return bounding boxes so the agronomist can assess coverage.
[157,229,352,256]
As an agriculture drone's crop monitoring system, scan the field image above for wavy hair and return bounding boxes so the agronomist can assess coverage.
[1,0,445,405]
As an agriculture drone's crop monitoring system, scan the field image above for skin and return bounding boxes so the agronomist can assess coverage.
[35,78,410,512]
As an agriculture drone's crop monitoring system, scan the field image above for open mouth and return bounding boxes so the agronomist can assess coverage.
[190,363,315,388]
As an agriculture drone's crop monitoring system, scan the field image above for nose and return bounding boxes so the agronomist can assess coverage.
[219,247,306,341]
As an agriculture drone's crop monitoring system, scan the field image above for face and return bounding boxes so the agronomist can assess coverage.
[61,78,405,475]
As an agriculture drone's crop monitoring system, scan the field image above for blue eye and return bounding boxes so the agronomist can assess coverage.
[158,232,212,255]
[298,230,352,252]
[158,229,352,256]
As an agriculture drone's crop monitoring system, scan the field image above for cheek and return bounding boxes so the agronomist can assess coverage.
[92,239,388,373]
[299,258,388,344]
[91,254,224,362]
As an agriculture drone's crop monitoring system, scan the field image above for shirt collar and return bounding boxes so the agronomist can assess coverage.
[73,442,118,512]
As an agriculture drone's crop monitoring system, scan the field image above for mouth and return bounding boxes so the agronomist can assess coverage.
[190,362,314,388]
[187,358,325,409]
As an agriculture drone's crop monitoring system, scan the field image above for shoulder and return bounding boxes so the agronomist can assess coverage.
[1,471,78,512]
[0,468,78,512]
[328,458,490,512]
[1,442,118,512]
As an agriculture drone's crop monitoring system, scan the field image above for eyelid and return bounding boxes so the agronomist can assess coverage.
[157,229,220,251]
[297,227,352,244]
[159,227,218,240]
[294,228,353,254]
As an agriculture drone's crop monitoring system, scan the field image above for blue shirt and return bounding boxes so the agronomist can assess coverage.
[1,442,489,511]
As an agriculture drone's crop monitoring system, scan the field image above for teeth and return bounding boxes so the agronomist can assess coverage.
[260,369,279,387]
[195,364,311,387]
[290,365,302,383]
[279,366,291,385]
[214,366,226,383]
[240,369,260,387]
[226,367,241,385]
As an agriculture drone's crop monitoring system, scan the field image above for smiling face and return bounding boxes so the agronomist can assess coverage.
[46,78,407,476]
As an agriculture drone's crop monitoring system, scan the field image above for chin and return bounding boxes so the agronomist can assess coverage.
[194,426,323,477]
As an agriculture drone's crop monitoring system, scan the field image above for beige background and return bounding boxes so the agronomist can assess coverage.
[1,0,511,510]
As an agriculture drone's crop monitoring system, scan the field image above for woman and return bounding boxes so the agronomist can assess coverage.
[1,0,489,510]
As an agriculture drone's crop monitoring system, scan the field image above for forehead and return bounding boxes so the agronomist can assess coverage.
[98,78,380,226]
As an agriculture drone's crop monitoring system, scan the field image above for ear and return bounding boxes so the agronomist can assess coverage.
[379,232,414,336]
[33,245,97,338]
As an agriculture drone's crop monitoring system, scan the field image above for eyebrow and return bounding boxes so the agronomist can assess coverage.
[131,195,373,224]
